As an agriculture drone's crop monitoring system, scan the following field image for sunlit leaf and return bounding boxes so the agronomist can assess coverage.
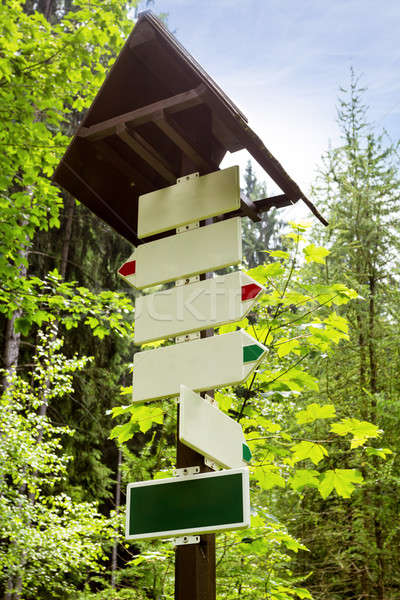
[296,403,336,425]
[291,441,328,465]
[331,418,381,448]
[319,469,363,499]
[303,244,330,264]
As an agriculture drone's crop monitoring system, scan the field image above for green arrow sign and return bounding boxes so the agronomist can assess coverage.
[243,344,264,363]
[126,468,250,540]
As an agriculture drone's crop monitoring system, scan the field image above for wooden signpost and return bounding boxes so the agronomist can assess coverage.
[118,163,266,599]
[119,161,264,598]
[134,271,264,344]
[132,329,267,403]
[53,12,327,600]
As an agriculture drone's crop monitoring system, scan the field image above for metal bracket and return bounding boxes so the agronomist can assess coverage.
[176,221,199,234]
[204,457,219,471]
[175,275,200,287]
[173,466,201,477]
[204,393,217,407]
[173,535,200,546]
[176,172,199,184]
[175,331,201,344]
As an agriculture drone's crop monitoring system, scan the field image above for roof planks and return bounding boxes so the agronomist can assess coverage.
[53,11,327,245]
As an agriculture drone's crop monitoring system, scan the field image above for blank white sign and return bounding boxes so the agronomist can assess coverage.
[179,385,248,469]
[119,217,242,290]
[134,271,264,344]
[132,329,267,403]
[137,166,240,238]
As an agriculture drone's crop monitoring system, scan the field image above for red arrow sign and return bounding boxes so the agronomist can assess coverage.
[241,283,262,301]
[118,260,136,277]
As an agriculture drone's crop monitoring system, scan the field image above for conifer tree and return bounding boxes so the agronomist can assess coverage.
[242,161,285,267]
[289,72,400,600]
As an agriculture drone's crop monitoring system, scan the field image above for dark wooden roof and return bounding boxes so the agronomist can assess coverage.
[53,11,326,245]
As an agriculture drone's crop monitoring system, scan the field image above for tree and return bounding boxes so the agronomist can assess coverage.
[241,160,285,268]
[0,2,138,597]
[0,328,115,598]
[287,72,400,600]
[0,0,136,373]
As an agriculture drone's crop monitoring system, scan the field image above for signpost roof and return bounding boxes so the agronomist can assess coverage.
[53,11,327,245]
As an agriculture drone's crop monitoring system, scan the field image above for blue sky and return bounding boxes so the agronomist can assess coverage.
[138,0,400,217]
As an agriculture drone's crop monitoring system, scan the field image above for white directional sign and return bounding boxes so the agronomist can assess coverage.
[137,166,240,238]
[134,271,264,344]
[179,385,251,469]
[118,217,242,290]
[132,329,267,403]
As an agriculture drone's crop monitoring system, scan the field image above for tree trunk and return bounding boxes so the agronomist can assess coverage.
[7,193,75,598]
[356,312,368,420]
[60,194,75,279]
[111,447,122,588]
[2,254,28,390]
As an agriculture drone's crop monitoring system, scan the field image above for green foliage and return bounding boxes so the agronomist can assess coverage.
[2,268,135,337]
[290,441,329,466]
[0,0,139,596]
[0,0,135,319]
[318,469,363,499]
[110,222,382,598]
[330,418,381,449]
[303,244,330,264]
[286,72,400,599]
[0,329,113,598]
[216,514,312,600]
[296,403,336,424]
[289,469,320,491]
[110,397,165,441]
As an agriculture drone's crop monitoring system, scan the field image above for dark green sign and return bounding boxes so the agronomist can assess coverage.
[126,468,250,540]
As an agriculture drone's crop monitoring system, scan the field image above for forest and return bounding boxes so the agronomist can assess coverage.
[1,1,399,599]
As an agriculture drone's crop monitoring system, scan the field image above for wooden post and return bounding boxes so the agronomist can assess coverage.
[174,260,216,600]
[175,147,216,599]
[175,434,216,600]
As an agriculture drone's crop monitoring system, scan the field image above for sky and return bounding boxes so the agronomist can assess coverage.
[137,0,400,220]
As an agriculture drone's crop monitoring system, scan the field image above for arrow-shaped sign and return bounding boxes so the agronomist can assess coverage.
[179,385,251,469]
[137,166,240,238]
[134,271,264,344]
[132,329,266,403]
[118,217,242,290]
